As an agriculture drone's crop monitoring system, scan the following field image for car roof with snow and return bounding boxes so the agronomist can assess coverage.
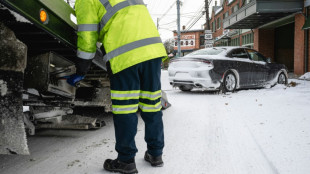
[182,46,250,59]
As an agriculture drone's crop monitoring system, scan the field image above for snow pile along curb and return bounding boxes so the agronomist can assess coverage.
[299,72,310,81]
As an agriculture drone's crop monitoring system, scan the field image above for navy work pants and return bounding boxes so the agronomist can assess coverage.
[109,58,164,161]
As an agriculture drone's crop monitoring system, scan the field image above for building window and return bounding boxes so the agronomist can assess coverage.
[211,22,213,32]
[227,0,235,5]
[223,12,229,19]
[232,3,239,13]
[242,32,254,47]
[216,17,221,29]
[200,35,205,46]
[230,37,240,46]
[213,21,216,32]
[215,40,228,47]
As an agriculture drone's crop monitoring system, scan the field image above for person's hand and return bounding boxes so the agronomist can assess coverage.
[64,74,85,87]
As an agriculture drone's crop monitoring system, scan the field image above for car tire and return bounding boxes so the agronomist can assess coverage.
[277,72,288,85]
[179,85,193,92]
[223,71,237,93]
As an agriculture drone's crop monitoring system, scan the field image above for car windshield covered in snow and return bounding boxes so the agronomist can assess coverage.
[185,48,226,57]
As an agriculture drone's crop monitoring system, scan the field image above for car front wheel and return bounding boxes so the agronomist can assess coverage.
[223,72,237,93]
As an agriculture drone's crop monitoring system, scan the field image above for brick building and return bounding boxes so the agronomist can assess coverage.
[209,0,310,75]
[173,29,205,56]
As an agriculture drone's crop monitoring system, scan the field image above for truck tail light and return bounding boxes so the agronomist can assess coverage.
[39,9,49,24]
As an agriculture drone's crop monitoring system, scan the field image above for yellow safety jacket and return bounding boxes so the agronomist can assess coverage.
[75,0,167,74]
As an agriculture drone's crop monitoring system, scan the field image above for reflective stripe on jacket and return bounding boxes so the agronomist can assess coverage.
[75,0,167,74]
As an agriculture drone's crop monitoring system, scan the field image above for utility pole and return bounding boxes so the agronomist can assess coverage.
[176,0,181,57]
[157,18,159,30]
[205,0,211,30]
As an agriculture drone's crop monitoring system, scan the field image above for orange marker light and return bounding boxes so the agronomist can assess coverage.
[39,9,48,24]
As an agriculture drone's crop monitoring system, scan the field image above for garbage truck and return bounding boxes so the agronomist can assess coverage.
[0,0,170,155]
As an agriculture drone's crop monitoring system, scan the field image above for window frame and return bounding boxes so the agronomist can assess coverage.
[246,49,267,62]
[232,3,239,14]
[227,48,249,59]
[216,17,221,29]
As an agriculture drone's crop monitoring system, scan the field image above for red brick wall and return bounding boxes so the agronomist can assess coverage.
[308,29,310,72]
[254,29,259,50]
[308,7,310,73]
[294,13,305,75]
[306,7,310,73]
[253,29,275,61]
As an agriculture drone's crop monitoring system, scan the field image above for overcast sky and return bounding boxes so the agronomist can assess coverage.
[144,0,216,41]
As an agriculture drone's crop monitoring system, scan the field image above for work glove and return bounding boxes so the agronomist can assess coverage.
[64,74,85,87]
[75,57,93,76]
[62,57,91,87]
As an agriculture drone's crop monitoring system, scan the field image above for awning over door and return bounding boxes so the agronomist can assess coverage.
[223,0,304,29]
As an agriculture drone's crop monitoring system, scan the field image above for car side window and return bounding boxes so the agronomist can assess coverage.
[246,49,266,62]
[230,49,249,59]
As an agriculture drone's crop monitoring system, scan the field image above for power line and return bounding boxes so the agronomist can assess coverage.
[160,20,177,26]
[185,4,204,29]
[158,1,176,22]
[150,11,203,16]
[186,12,204,31]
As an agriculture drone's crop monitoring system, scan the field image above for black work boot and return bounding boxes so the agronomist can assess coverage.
[144,151,164,167]
[103,159,138,174]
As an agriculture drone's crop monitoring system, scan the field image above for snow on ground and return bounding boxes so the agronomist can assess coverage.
[299,72,310,80]
[0,70,310,174]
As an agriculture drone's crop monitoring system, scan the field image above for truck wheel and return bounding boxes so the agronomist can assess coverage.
[223,72,237,93]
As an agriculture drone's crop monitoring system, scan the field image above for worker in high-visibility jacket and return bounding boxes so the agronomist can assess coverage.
[66,0,167,173]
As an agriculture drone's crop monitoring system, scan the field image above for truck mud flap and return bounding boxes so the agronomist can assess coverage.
[0,22,29,155]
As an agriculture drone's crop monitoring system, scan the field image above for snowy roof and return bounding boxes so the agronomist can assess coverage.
[213,6,222,14]
[215,7,223,15]
[227,0,234,5]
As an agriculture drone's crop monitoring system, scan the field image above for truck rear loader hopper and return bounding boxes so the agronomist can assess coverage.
[0,0,170,155]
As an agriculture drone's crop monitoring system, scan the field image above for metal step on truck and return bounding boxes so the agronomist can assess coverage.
[0,0,170,155]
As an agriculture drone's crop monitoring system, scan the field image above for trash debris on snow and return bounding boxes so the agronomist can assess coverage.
[287,81,299,87]
[67,160,80,168]
[299,72,310,81]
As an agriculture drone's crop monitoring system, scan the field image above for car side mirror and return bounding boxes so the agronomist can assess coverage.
[266,58,271,63]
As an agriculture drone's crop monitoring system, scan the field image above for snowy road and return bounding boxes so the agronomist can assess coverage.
[0,70,310,174]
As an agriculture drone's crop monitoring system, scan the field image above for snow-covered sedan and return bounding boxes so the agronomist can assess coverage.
[168,47,288,92]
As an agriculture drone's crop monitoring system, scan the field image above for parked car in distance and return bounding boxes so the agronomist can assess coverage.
[168,47,288,92]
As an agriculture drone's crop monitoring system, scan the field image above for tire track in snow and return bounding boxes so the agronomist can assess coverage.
[207,95,280,174]
[245,126,280,174]
[222,94,281,174]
